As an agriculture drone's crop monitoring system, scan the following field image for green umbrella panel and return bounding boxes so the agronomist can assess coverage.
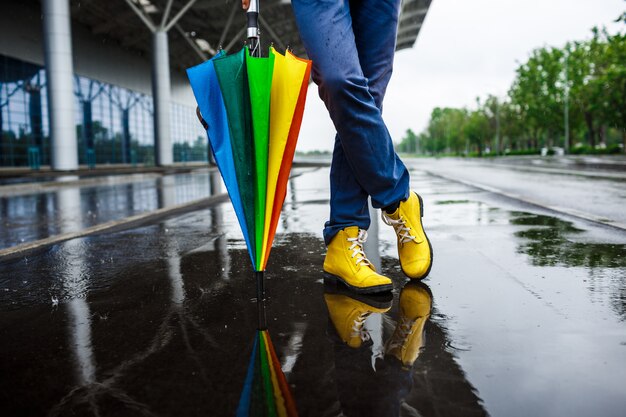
[245,48,275,269]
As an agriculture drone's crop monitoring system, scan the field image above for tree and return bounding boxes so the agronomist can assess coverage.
[463,108,490,155]
[405,24,624,156]
[397,128,418,154]
[591,31,626,152]
[509,46,565,148]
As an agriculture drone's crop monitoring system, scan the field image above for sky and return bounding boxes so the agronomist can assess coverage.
[296,0,625,152]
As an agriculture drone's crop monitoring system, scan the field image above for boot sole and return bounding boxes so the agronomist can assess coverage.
[323,272,393,294]
[402,193,433,280]
[323,281,393,307]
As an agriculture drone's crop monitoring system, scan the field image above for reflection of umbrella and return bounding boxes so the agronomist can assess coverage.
[186,0,312,325]
[237,330,298,417]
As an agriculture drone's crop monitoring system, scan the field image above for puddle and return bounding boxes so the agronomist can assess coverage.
[510,212,626,268]
[435,199,471,205]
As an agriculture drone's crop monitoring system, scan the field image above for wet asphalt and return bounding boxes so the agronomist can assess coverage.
[415,157,626,227]
[0,161,625,417]
[0,169,220,250]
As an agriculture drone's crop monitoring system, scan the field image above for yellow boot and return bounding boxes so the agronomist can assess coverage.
[324,226,393,294]
[382,191,433,279]
[324,291,392,348]
[385,282,432,366]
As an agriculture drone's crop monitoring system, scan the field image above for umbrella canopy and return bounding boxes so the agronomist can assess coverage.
[187,47,311,272]
[237,330,298,417]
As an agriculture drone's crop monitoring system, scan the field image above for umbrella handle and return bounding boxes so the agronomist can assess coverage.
[195,106,208,130]
[247,0,260,57]
[246,0,259,39]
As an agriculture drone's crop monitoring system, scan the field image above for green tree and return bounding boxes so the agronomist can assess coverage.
[509,46,565,148]
[397,128,418,154]
[406,23,625,156]
[500,101,527,151]
[590,31,626,152]
[463,108,490,155]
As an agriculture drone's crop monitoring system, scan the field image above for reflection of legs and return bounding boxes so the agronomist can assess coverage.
[292,0,409,244]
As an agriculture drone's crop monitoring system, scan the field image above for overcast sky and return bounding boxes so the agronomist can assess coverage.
[296,0,624,152]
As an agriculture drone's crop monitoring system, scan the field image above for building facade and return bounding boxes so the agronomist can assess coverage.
[0,0,205,169]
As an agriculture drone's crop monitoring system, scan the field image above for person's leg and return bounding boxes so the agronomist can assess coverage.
[291,0,409,244]
[350,0,402,111]
[324,135,370,245]
[323,0,407,245]
[352,0,433,280]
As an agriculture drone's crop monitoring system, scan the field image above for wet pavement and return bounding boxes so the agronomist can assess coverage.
[0,169,222,250]
[415,158,626,228]
[478,154,626,173]
[1,165,626,416]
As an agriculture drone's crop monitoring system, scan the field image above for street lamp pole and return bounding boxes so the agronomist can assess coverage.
[495,98,500,156]
[564,49,570,154]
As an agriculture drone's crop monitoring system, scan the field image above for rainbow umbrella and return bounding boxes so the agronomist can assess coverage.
[199,45,311,273]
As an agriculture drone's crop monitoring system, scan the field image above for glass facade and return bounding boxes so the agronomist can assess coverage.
[0,53,207,168]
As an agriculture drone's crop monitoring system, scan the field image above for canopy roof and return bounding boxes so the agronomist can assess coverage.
[70,0,431,72]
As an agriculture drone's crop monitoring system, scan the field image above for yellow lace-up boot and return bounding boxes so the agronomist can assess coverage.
[385,282,432,367]
[324,292,392,348]
[382,191,433,279]
[323,226,393,294]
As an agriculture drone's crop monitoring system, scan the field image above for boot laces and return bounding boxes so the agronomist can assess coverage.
[347,229,371,267]
[351,312,371,341]
[382,212,415,245]
[387,316,416,351]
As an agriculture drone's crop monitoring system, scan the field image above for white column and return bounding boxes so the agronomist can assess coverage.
[152,30,173,166]
[43,0,78,171]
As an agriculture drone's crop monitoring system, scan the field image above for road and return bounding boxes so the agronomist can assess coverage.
[412,157,626,229]
[1,161,625,417]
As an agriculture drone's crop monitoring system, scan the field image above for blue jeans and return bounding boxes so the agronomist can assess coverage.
[291,0,410,245]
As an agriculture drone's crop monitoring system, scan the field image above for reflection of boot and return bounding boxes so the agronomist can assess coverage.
[324,226,393,293]
[382,192,433,279]
[324,287,392,348]
[385,281,432,366]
